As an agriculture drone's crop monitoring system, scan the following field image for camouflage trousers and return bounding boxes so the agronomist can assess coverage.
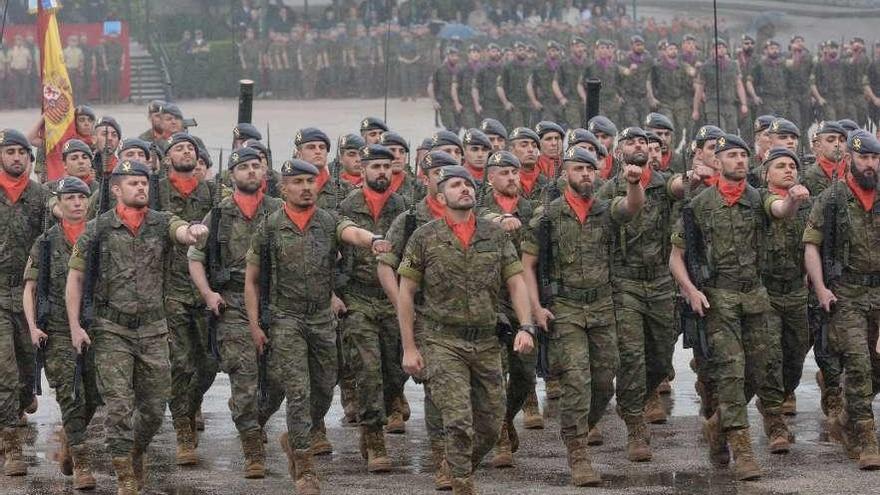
[499,312,537,421]
[438,103,460,132]
[811,288,844,394]
[620,97,649,128]
[561,100,584,129]
[658,99,692,145]
[215,293,262,434]
[93,320,171,457]
[459,106,479,131]
[343,294,408,428]
[507,104,532,129]
[549,295,619,442]
[842,92,868,128]
[166,298,218,423]
[827,283,880,422]
[43,329,100,447]
[263,309,338,452]
[612,275,677,417]
[413,317,444,444]
[757,286,810,413]
[0,308,29,428]
[702,102,738,134]
[536,102,565,126]
[424,322,505,479]
[757,96,790,120]
[703,286,772,431]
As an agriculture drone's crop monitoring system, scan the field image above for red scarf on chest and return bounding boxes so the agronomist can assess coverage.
[116,204,147,235]
[61,220,86,246]
[564,187,593,224]
[493,191,519,214]
[846,174,877,212]
[234,190,264,220]
[444,212,476,250]
[717,179,746,206]
[363,186,394,222]
[0,170,28,203]
[168,171,199,198]
[520,167,540,195]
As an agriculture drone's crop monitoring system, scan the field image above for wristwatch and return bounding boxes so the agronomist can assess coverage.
[370,234,384,245]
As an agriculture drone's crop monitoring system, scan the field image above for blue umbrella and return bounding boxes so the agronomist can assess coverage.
[438,23,479,40]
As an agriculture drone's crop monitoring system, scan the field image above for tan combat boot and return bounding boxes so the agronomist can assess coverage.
[385,396,407,434]
[854,419,880,470]
[131,442,146,490]
[292,449,321,495]
[761,413,792,454]
[643,390,667,424]
[172,418,198,465]
[2,427,27,476]
[430,438,452,491]
[111,456,139,495]
[451,476,476,495]
[362,427,392,473]
[521,389,544,429]
[623,415,652,462]
[564,436,601,486]
[397,393,411,421]
[586,425,604,446]
[829,410,861,459]
[824,387,845,422]
[781,392,797,416]
[489,421,513,468]
[279,432,296,478]
[657,377,672,394]
[310,422,333,456]
[702,412,730,465]
[241,429,266,479]
[70,444,96,490]
[59,430,73,475]
[727,428,763,481]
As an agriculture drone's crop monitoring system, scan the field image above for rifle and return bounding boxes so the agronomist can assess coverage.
[534,173,553,378]
[236,80,255,144]
[814,147,843,356]
[72,345,86,402]
[583,77,602,128]
[35,212,51,332]
[148,143,162,209]
[265,123,278,197]
[679,160,711,358]
[205,167,229,360]
[257,211,274,405]
[80,145,113,331]
[33,341,45,396]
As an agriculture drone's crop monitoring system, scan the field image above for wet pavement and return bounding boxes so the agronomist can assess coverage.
[3,339,879,494]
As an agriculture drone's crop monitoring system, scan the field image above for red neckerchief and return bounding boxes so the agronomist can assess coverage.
[846,173,877,212]
[769,185,789,197]
[536,155,558,178]
[426,195,445,219]
[389,171,406,194]
[362,184,394,222]
[0,170,29,203]
[81,173,94,186]
[340,171,363,187]
[103,155,118,173]
[564,187,593,224]
[703,174,719,187]
[444,211,476,250]
[639,165,652,188]
[168,170,199,198]
[659,152,672,171]
[493,191,519,214]
[818,156,846,180]
[315,167,330,193]
[77,133,94,148]
[61,219,86,246]
[233,190,264,220]
[465,163,485,181]
[284,203,316,231]
[520,166,540,194]
[717,178,746,206]
[116,204,147,235]
[600,155,614,179]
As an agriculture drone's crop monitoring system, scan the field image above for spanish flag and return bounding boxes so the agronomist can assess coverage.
[36,1,76,181]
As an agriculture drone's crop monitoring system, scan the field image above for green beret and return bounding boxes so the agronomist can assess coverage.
[233,123,262,141]
[508,127,540,146]
[714,134,751,155]
[338,133,366,150]
[762,147,800,168]
[753,115,775,133]
[423,150,458,170]
[96,116,121,137]
[295,127,331,149]
[360,144,394,162]
[228,147,261,169]
[463,128,492,149]
[645,112,674,131]
[587,115,618,136]
[618,126,649,142]
[437,165,475,188]
[487,150,520,169]
[120,138,151,157]
[62,139,93,159]
[694,125,725,145]
[848,130,880,154]
[379,131,409,151]
[480,118,507,138]
[360,117,389,133]
[563,147,599,168]
[281,159,319,176]
[431,130,463,151]
[55,176,92,196]
[167,132,200,150]
[768,118,800,137]
[535,121,564,138]
[112,160,151,177]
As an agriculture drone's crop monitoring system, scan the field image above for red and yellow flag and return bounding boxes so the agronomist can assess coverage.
[37,1,76,181]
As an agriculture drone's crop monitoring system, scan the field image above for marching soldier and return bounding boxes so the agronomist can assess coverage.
[472,44,507,129]
[498,42,534,128]
[692,39,748,132]
[398,165,536,494]
[0,129,47,477]
[588,115,619,180]
[336,134,365,187]
[767,118,800,155]
[811,40,846,121]
[244,159,391,494]
[480,118,508,152]
[293,127,353,210]
[644,112,683,173]
[786,36,814,141]
[462,128,492,188]
[649,41,695,142]
[94,116,122,174]
[23,177,99,489]
[138,100,166,148]
[430,129,464,165]
[842,37,869,126]
[535,120,564,179]
[746,40,790,117]
[188,147,283,479]
[507,127,547,204]
[452,45,482,130]
[522,146,645,486]
[582,40,623,126]
[802,121,847,198]
[66,160,209,494]
[380,131,423,203]
[554,37,589,128]
[429,47,462,132]
[527,41,564,123]
[45,139,99,194]
[360,117,389,145]
[619,36,654,126]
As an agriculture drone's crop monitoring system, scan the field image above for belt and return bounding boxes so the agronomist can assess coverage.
[97,306,165,330]
[554,285,611,304]
[704,274,757,293]
[762,276,804,294]
[840,271,880,288]
[277,298,330,315]
[612,265,669,281]
[344,281,387,300]
[436,325,496,341]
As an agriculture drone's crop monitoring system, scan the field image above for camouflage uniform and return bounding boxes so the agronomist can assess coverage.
[556,55,588,128]
[651,59,694,140]
[522,193,634,442]
[582,61,622,125]
[0,179,46,430]
[698,59,740,131]
[338,190,408,430]
[432,62,460,131]
[499,59,534,127]
[246,208,355,453]
[812,58,846,120]
[619,54,654,126]
[187,194,282,436]
[26,224,101,448]
[316,175,354,211]
[456,61,481,129]
[671,186,772,432]
[530,59,562,123]
[786,52,814,144]
[69,209,189,457]
[749,57,790,117]
[596,171,677,420]
[156,177,217,432]
[473,61,507,129]
[843,54,870,126]
[398,217,523,480]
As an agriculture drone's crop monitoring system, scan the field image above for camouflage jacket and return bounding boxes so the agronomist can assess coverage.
[801,163,837,197]
[316,175,354,211]
[651,59,693,102]
[500,59,533,104]
[0,180,48,311]
[377,198,442,270]
[750,57,788,99]
[761,189,811,286]
[24,224,73,331]
[473,61,505,108]
[620,54,654,100]
[812,59,845,99]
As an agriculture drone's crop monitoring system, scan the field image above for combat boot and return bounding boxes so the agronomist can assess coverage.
[854,419,880,470]
[385,402,406,435]
[545,378,562,400]
[111,456,139,495]
[564,436,601,486]
[521,389,544,429]
[292,449,321,495]
[194,407,205,431]
[586,425,604,446]
[430,438,452,491]
[702,412,730,465]
[451,476,476,495]
[829,410,860,459]
[25,396,38,414]
[761,413,792,454]
[310,422,333,456]
[241,429,266,479]
[397,393,411,421]
[489,421,513,468]
[781,392,797,416]
[172,418,198,465]
[823,386,844,421]
[727,428,763,481]
[657,377,672,394]
[643,390,667,424]
[340,377,359,427]
[70,444,96,490]
[131,442,146,490]
[623,415,652,462]
[279,432,296,478]
[361,427,392,473]
[2,427,27,476]
[59,430,73,475]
